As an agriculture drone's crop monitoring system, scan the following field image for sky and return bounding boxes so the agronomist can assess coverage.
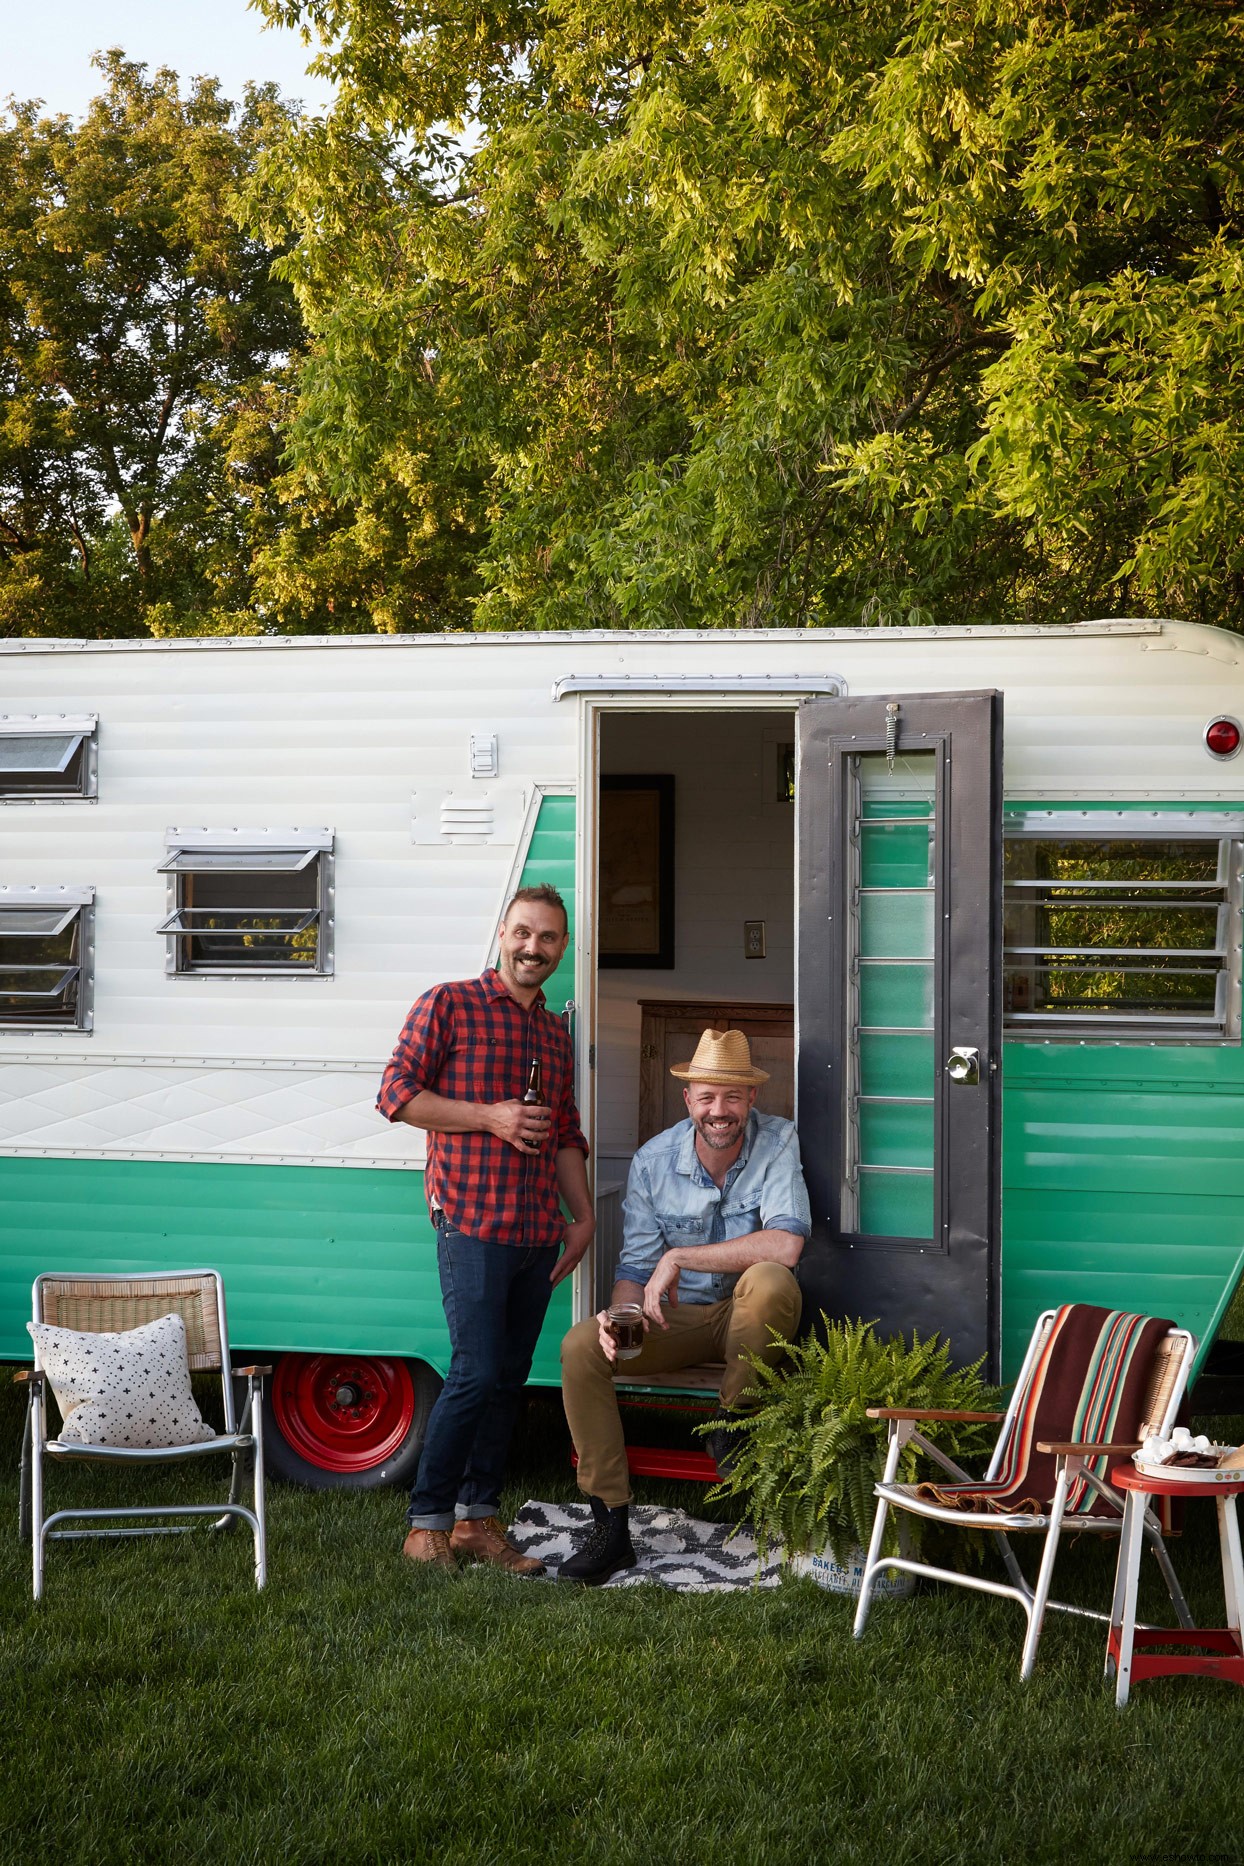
[2,0,337,118]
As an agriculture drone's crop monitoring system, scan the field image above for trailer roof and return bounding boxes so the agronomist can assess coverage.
[0,618,1170,655]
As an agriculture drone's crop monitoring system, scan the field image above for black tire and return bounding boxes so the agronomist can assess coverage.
[239,1354,442,1492]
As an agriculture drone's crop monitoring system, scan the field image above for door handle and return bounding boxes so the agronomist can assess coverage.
[945,1046,980,1086]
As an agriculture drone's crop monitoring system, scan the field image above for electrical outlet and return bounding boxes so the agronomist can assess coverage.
[744,919,766,959]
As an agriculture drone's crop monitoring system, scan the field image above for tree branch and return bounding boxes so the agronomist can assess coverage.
[887,332,1011,434]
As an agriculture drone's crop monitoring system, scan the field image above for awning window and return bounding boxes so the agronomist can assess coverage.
[158,848,321,875]
[157,831,333,976]
[0,888,94,1029]
[0,716,97,799]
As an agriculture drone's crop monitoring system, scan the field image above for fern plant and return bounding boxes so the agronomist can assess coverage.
[702,1318,1003,1561]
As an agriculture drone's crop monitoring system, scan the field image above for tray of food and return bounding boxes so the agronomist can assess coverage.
[1133,1428,1244,1483]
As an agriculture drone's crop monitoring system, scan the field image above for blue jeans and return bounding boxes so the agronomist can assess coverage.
[407,1225,558,1530]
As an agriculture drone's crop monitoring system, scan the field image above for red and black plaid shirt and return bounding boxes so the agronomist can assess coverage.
[377,970,587,1247]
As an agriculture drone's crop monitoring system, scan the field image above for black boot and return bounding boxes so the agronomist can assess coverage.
[558,1495,636,1585]
[705,1406,742,1480]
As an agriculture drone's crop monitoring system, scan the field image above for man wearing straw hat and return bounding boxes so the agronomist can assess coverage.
[558,1027,809,1584]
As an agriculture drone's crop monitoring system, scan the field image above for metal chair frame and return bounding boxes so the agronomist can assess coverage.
[852,1309,1197,1679]
[17,1269,269,1600]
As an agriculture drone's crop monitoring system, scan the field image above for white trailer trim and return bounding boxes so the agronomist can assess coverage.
[0,618,1166,655]
[551,672,847,700]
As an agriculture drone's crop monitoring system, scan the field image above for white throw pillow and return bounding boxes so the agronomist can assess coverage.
[27,1311,216,1449]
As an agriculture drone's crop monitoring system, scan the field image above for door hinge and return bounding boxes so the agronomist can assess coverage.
[588,1044,596,1069]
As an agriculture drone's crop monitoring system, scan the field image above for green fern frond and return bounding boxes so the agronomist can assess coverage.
[702,1316,1003,1562]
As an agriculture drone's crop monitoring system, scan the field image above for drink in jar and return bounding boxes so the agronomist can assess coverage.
[607,1302,645,1360]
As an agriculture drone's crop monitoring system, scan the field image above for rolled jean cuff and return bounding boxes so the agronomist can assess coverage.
[407,1511,455,1532]
[455,1504,498,1522]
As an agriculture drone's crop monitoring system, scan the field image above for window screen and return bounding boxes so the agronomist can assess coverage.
[0,891,94,1029]
[157,834,333,975]
[0,717,97,799]
[1004,821,1242,1039]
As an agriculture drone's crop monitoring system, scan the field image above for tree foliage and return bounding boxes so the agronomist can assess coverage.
[0,53,303,636]
[251,0,1244,632]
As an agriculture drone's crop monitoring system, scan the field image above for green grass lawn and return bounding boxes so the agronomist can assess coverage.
[4,1381,1244,1866]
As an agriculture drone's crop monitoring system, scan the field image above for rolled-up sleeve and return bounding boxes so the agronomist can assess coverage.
[615,1154,667,1287]
[376,988,452,1122]
[760,1126,812,1238]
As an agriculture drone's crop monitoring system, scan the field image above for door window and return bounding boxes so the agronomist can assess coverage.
[846,753,936,1241]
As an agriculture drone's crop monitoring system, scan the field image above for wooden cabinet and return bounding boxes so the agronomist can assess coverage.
[637,999,794,1144]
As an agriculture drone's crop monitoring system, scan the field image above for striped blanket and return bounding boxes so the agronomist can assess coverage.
[916,1304,1173,1517]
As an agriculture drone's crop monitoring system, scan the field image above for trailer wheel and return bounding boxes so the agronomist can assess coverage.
[261,1354,442,1491]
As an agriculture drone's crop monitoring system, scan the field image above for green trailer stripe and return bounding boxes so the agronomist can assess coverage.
[0,1152,575,1375]
[518,791,576,1015]
[1001,1045,1244,1379]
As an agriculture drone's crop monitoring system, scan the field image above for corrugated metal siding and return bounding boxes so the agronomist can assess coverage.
[0,1154,572,1379]
[1002,1046,1244,1379]
[0,644,581,1071]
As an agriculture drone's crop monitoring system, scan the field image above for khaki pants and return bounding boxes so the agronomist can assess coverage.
[559,1261,802,1507]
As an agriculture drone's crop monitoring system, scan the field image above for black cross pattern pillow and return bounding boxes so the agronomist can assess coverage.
[27,1312,216,1449]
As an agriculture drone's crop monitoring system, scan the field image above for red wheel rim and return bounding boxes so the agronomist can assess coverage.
[272,1355,416,1473]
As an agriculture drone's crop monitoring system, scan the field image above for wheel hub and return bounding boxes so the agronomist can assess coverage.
[273,1354,416,1472]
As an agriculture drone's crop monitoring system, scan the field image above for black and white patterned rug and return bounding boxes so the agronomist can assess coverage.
[509,1500,782,1590]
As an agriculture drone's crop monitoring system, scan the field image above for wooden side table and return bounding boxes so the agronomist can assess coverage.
[1107,1464,1244,1706]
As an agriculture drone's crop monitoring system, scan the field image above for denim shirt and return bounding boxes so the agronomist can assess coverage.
[615,1111,812,1305]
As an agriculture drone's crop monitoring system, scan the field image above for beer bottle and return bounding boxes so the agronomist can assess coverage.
[522,1056,544,1149]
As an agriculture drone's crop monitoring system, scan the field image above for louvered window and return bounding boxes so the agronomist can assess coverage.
[157,830,334,976]
[0,888,94,1029]
[1004,814,1243,1040]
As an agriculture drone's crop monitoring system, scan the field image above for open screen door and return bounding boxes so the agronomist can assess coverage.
[796,693,1003,1376]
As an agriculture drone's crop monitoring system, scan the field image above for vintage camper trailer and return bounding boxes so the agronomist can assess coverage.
[4,620,1244,1484]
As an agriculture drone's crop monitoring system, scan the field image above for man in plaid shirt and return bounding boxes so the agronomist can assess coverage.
[378,883,592,1573]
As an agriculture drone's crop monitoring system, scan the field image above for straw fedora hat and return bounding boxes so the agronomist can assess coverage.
[669,1027,769,1086]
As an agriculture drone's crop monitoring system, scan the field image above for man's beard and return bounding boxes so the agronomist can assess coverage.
[693,1113,746,1151]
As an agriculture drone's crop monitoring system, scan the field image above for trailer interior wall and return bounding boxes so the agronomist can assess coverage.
[595,710,795,1180]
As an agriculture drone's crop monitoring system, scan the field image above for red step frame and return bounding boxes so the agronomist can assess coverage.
[572,1447,719,1483]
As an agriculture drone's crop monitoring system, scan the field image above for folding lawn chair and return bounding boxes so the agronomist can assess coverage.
[16,1270,269,1600]
[853,1304,1197,1678]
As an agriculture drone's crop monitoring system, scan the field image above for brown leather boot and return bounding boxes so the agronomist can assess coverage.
[450,1515,545,1575]
[402,1527,458,1570]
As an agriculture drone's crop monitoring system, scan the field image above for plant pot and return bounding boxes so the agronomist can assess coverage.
[787,1543,916,1600]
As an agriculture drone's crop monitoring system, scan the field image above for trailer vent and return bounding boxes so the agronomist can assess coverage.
[410,787,528,847]
[440,799,495,843]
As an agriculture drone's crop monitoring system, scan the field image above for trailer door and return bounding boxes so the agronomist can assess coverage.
[796,692,1003,1376]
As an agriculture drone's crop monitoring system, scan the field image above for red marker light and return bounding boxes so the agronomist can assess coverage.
[1205,717,1243,759]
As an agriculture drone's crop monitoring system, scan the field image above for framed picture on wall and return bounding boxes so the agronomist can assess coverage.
[598,775,675,968]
